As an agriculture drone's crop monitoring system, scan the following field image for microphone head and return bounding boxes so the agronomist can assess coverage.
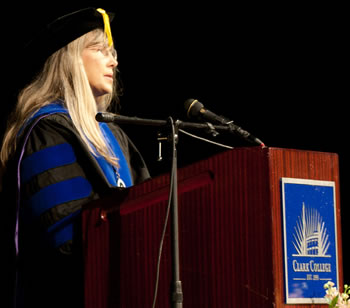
[184,99,204,119]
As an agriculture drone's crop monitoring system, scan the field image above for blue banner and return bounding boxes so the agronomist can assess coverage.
[281,178,339,304]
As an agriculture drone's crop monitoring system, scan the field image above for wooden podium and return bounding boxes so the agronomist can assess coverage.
[82,147,343,308]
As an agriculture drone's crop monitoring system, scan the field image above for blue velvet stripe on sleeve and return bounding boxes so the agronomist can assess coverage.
[25,177,92,219]
[46,210,81,248]
[49,223,73,248]
[21,143,76,183]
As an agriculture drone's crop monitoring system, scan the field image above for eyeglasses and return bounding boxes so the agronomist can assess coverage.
[85,43,117,60]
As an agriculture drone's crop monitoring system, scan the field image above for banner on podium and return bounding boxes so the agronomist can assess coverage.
[281,178,339,304]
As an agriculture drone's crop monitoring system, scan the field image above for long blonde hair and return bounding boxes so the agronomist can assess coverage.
[0,29,120,173]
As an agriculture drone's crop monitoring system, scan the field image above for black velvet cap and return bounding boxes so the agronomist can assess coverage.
[26,7,114,59]
[21,7,114,85]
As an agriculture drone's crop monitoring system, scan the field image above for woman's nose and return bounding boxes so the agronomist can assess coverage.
[108,52,118,68]
[110,56,118,67]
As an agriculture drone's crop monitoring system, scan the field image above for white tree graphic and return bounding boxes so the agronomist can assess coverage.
[292,203,330,257]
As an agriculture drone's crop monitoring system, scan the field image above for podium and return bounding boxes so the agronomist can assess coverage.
[82,147,343,308]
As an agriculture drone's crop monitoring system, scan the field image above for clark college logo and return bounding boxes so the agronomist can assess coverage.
[281,178,339,304]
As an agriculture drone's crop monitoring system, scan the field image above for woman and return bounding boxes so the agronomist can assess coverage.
[0,7,150,308]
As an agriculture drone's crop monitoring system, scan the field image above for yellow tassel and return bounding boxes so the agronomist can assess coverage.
[97,8,113,47]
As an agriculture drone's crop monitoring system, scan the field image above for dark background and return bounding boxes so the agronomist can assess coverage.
[2,2,348,285]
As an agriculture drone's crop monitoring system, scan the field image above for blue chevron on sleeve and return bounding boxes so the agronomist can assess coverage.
[21,143,76,183]
[45,210,81,248]
[25,177,92,219]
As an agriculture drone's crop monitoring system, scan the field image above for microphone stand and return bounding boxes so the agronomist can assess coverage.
[96,113,184,307]
[167,118,183,308]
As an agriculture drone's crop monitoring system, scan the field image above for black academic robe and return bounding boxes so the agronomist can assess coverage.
[1,111,150,308]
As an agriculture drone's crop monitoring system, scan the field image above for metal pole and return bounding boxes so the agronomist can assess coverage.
[170,120,183,307]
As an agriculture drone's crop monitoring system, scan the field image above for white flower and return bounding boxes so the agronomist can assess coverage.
[324,281,350,308]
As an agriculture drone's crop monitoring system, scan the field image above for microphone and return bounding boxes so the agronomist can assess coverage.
[96,112,168,126]
[184,98,265,146]
[96,112,118,123]
[184,99,229,125]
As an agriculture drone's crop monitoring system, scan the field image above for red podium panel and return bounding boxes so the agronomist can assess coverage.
[82,147,343,308]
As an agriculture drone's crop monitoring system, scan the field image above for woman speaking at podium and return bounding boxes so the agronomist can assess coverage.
[0,7,150,308]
